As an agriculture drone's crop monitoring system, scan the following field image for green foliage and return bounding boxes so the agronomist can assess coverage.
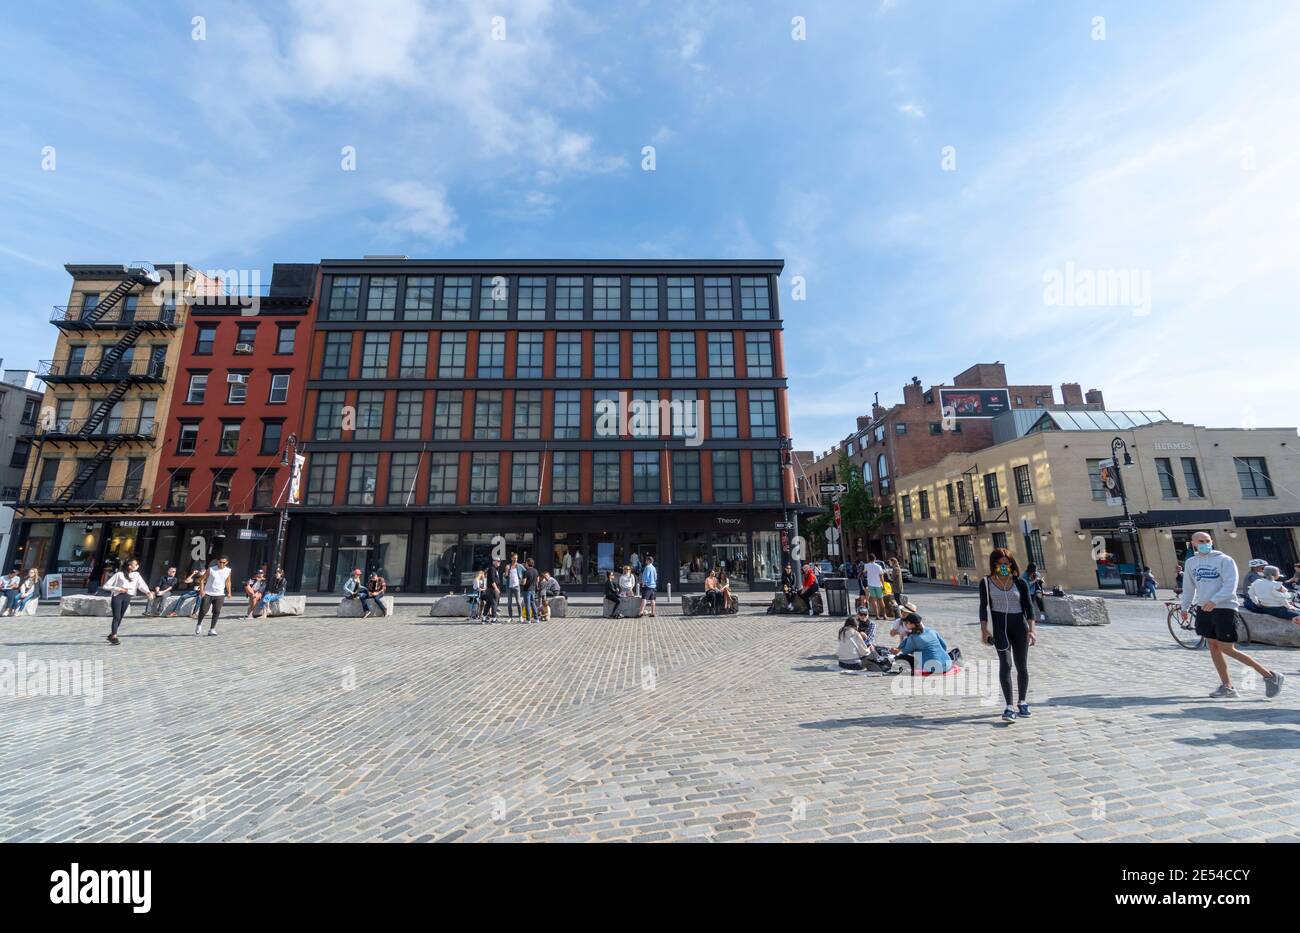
[836,451,893,536]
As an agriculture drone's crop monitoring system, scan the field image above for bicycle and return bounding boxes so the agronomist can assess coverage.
[1165,601,1250,649]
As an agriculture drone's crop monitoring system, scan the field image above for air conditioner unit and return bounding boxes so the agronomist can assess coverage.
[234,343,254,354]
[227,373,248,384]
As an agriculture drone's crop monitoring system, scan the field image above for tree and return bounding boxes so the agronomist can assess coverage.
[835,451,893,561]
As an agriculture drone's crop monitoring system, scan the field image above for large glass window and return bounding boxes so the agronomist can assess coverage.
[754,531,781,583]
[438,332,467,377]
[1014,464,1034,504]
[633,450,660,503]
[752,450,781,501]
[669,332,696,377]
[739,276,771,319]
[432,390,463,439]
[314,391,344,440]
[712,450,741,503]
[348,453,379,505]
[744,332,773,376]
[321,333,352,379]
[593,451,620,503]
[593,390,618,438]
[553,390,581,439]
[1155,457,1179,499]
[749,389,777,438]
[629,276,658,320]
[305,453,338,505]
[399,332,428,377]
[593,332,620,378]
[707,332,735,377]
[555,332,582,377]
[703,277,733,319]
[1086,459,1107,500]
[592,276,621,319]
[517,276,547,320]
[355,390,384,441]
[425,533,460,587]
[387,452,420,505]
[667,276,696,320]
[672,451,701,502]
[470,452,500,504]
[710,389,738,438]
[630,389,660,437]
[360,333,390,379]
[404,276,437,320]
[394,390,423,439]
[441,276,472,320]
[477,332,505,378]
[516,332,544,378]
[366,276,398,320]
[427,452,458,505]
[513,390,542,439]
[511,451,541,504]
[555,276,584,320]
[632,332,658,377]
[1181,457,1204,498]
[919,489,931,520]
[670,389,700,440]
[1235,456,1274,497]
[327,276,360,320]
[983,472,1001,509]
[479,275,509,319]
[551,451,580,504]
[954,535,975,568]
[473,390,503,439]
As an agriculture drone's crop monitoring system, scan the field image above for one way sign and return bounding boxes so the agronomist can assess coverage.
[819,483,848,495]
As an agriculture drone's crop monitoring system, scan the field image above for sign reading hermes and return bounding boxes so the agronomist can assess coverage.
[1152,441,1192,450]
[938,388,1011,418]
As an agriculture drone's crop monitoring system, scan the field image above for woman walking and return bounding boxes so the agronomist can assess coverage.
[978,547,1036,723]
[105,559,151,645]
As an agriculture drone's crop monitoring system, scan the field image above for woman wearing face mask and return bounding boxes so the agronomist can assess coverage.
[978,547,1036,722]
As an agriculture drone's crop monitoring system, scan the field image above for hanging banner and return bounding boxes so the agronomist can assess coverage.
[288,454,306,505]
[1098,458,1123,508]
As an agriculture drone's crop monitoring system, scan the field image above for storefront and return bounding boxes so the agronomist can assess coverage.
[1233,513,1300,572]
[7,517,179,592]
[284,508,796,594]
[1080,508,1231,589]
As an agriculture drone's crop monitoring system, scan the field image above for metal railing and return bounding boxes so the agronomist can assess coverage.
[51,304,182,327]
[38,359,169,381]
[28,418,158,440]
[20,483,147,507]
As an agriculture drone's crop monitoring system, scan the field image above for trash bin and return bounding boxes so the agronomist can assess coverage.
[1120,573,1142,596]
[823,576,848,615]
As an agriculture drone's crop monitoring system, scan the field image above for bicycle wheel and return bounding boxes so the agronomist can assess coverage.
[1168,607,1203,649]
[1233,613,1251,648]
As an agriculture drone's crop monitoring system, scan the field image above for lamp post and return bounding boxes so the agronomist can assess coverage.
[779,437,795,572]
[268,433,300,583]
[1110,436,1145,577]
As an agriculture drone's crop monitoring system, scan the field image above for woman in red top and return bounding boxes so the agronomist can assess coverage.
[799,564,820,616]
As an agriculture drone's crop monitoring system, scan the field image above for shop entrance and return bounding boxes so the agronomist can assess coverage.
[1247,528,1297,573]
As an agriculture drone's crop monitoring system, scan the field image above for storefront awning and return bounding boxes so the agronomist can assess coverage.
[1233,511,1300,528]
[1079,508,1231,530]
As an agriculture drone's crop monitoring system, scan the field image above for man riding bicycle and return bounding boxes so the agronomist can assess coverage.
[1180,531,1284,699]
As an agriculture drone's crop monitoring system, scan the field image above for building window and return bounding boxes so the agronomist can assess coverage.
[895,422,908,436]
[399,332,428,378]
[321,333,352,379]
[749,389,777,438]
[210,470,233,511]
[593,332,620,378]
[394,390,423,440]
[1181,457,1204,498]
[551,451,580,504]
[632,332,658,378]
[555,276,584,320]
[901,494,913,522]
[404,276,437,320]
[592,390,618,437]
[366,276,398,320]
[9,439,31,471]
[347,452,379,505]
[473,390,503,439]
[1155,457,1179,499]
[628,389,659,437]
[992,531,1008,551]
[630,276,659,320]
[670,389,699,439]
[268,373,290,404]
[438,332,467,377]
[954,535,975,568]
[945,482,956,514]
[361,332,390,379]
[744,332,773,376]
[441,276,472,320]
[710,389,738,438]
[479,276,509,320]
[956,478,966,511]
[752,450,781,502]
[669,332,696,377]
[919,490,931,520]
[305,453,338,506]
[328,276,361,319]
[703,277,733,320]
[1025,529,1046,568]
[593,451,620,503]
[555,332,582,377]
[314,391,345,440]
[672,450,701,503]
[632,450,660,503]
[553,390,581,439]
[667,277,696,320]
[477,333,505,378]
[226,372,248,404]
[253,470,277,509]
[712,450,741,503]
[275,324,296,354]
[516,332,544,378]
[432,390,463,439]
[1235,456,1274,497]
[218,422,240,455]
[177,421,199,454]
[707,333,735,377]
[355,390,384,441]
[517,276,547,320]
[1086,459,1107,500]
[260,421,282,456]
[983,472,1001,509]
[168,471,191,510]
[427,452,458,505]
[195,325,217,354]
[513,390,542,439]
[929,422,943,435]
[387,451,420,505]
[186,373,208,404]
[1014,464,1034,504]
[470,452,500,504]
[592,276,621,319]
[739,276,770,320]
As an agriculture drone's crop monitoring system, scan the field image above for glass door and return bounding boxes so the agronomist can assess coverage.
[302,534,334,592]
[334,534,373,590]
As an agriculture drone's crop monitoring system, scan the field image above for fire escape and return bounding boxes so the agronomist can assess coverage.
[24,266,178,513]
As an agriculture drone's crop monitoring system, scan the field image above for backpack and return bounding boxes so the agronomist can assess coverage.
[863,647,893,673]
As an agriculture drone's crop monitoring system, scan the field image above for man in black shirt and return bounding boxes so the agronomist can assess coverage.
[522,559,540,623]
[483,559,502,623]
[148,566,178,616]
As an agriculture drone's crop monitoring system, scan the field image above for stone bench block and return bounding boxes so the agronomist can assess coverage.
[337,594,395,617]
[19,598,40,616]
[684,593,739,616]
[543,595,567,618]
[602,595,644,618]
[1042,594,1110,626]
[60,594,117,617]
[265,595,306,616]
[429,594,474,617]
[1240,610,1300,648]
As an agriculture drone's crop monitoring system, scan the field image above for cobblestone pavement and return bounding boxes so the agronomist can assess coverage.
[2,587,1298,842]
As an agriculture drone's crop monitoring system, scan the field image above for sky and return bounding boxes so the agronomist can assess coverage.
[1,0,1296,454]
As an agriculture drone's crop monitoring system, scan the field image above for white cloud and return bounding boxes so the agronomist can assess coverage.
[377,181,463,245]
[897,102,925,118]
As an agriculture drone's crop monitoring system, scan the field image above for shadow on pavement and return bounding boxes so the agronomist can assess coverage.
[1047,693,1218,709]
[1173,727,1300,750]
[800,713,999,731]
[1150,705,1300,725]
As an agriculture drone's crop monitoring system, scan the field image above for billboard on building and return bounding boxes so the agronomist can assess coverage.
[938,388,1011,418]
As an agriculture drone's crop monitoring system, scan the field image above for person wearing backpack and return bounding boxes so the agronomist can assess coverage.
[979,547,1036,722]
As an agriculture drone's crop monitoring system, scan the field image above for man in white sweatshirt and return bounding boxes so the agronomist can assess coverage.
[1180,531,1284,698]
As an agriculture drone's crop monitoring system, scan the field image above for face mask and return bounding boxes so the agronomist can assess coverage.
[997,564,1011,576]
[1196,543,1213,554]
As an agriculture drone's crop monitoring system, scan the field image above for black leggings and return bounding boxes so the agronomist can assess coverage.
[197,594,224,629]
[991,611,1030,705]
[110,593,131,636]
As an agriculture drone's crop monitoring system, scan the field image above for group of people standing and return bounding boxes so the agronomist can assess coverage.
[472,553,563,623]
[604,556,662,617]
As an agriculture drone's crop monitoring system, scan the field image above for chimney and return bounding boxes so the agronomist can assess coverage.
[856,414,872,431]
[902,376,924,406]
[1085,388,1105,408]
[1060,382,1084,406]
[871,402,886,420]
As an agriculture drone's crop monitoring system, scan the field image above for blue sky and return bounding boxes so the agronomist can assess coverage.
[2,0,1296,453]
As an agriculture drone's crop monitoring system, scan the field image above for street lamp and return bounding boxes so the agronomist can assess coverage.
[1110,436,1145,579]
[268,433,300,583]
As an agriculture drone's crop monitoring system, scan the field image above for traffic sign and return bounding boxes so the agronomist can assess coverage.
[1117,520,1136,532]
[774,521,794,531]
[819,483,848,495]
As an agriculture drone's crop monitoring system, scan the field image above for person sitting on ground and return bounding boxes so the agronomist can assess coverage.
[891,611,960,677]
[780,562,798,611]
[889,599,918,643]
[260,567,287,617]
[1245,566,1300,621]
[366,572,388,617]
[1242,559,1267,597]
[1141,566,1159,599]
[604,571,625,618]
[837,614,878,671]
[798,563,819,617]
[244,570,267,618]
